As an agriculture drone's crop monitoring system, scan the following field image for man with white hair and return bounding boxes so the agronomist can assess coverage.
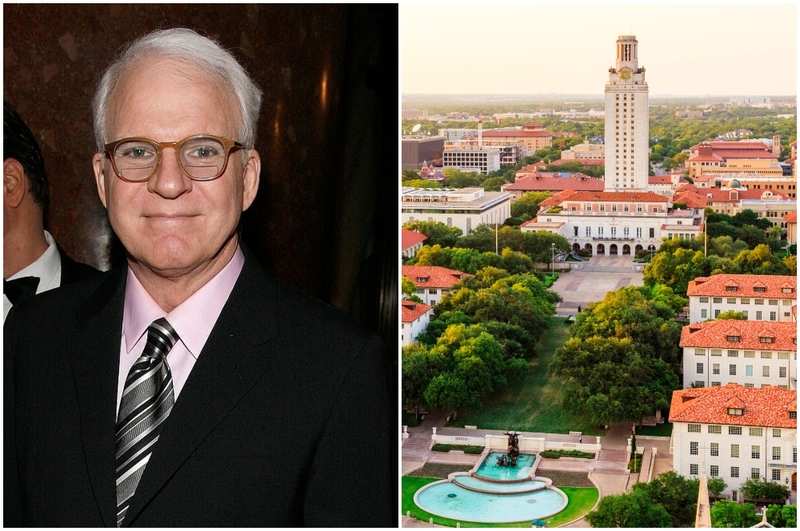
[5,28,394,527]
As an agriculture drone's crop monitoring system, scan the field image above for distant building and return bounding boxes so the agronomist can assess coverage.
[403,136,445,171]
[401,300,433,347]
[669,385,796,502]
[561,142,606,161]
[402,109,428,121]
[680,319,797,389]
[687,274,797,324]
[442,145,502,173]
[785,212,797,247]
[687,141,780,178]
[477,123,553,157]
[401,265,473,307]
[402,228,428,259]
[401,187,512,235]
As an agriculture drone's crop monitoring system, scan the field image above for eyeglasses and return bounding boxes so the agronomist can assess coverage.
[103,135,244,182]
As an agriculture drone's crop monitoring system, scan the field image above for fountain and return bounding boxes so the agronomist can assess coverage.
[496,430,521,467]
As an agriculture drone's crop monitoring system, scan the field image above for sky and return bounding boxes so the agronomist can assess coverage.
[401,2,797,96]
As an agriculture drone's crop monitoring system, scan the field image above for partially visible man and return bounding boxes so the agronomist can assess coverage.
[3,100,98,322]
[5,29,395,527]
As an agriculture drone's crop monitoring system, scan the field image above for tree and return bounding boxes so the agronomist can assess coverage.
[585,490,672,528]
[510,191,550,221]
[550,336,678,425]
[714,310,748,320]
[403,220,463,248]
[739,477,791,503]
[401,343,447,419]
[710,500,760,528]
[634,470,700,527]
[401,276,423,303]
[707,477,727,497]
[766,504,796,528]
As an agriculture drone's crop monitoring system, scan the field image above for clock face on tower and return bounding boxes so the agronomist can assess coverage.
[620,67,632,81]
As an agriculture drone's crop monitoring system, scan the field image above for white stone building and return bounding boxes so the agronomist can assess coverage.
[401,187,512,235]
[401,265,473,307]
[401,300,433,347]
[670,385,797,502]
[680,320,797,390]
[442,145,501,174]
[687,274,797,323]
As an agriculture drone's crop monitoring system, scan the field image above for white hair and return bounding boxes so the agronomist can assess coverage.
[92,28,262,150]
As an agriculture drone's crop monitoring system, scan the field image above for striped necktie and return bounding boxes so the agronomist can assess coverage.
[115,317,179,526]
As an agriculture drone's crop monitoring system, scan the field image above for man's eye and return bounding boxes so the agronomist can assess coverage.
[185,145,222,159]
[120,145,155,159]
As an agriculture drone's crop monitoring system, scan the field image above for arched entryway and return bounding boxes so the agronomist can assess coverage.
[635,244,643,254]
[597,244,605,255]
[584,243,593,254]
[610,244,618,255]
[572,243,581,252]
[622,244,631,255]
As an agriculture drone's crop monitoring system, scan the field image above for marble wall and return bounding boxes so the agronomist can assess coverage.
[4,4,398,343]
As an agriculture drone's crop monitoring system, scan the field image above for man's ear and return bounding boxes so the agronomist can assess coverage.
[241,149,261,212]
[92,153,109,209]
[4,158,27,208]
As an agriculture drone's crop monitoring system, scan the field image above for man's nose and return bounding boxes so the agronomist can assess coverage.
[146,148,192,198]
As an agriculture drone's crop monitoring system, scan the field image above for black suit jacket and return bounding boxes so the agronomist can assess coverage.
[57,245,99,285]
[5,249,396,527]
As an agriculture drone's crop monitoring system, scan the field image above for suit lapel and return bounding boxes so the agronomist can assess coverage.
[123,255,279,525]
[69,268,127,527]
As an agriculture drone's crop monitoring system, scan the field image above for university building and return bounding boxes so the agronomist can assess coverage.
[401,187,512,235]
[680,320,797,390]
[686,274,797,324]
[520,35,705,254]
[401,265,473,307]
[669,385,796,502]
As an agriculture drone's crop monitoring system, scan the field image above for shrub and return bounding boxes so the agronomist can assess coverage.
[541,449,595,459]
[431,444,452,452]
[464,446,484,454]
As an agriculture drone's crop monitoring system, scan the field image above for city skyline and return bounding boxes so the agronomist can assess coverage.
[401,2,797,97]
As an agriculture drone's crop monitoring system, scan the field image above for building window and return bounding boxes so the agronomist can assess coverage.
[708,425,721,434]
[746,365,753,377]
[779,367,787,378]
[729,365,737,376]
[636,227,641,238]
[697,363,704,374]
[772,469,781,481]
[699,297,709,303]
[711,443,719,457]
[731,466,739,478]
[773,429,781,438]
[731,444,740,458]
[710,465,719,477]
[731,490,738,502]
[727,298,737,304]
[713,364,720,375]
[695,348,705,356]
[701,309,708,319]
[750,427,763,437]
[763,366,770,377]
[586,227,591,237]
[769,312,777,321]
[649,228,654,238]
[728,350,739,357]
[755,299,764,305]
[761,351,773,359]
[690,464,699,475]
[713,297,723,304]
[756,311,762,320]
[769,299,778,306]
[695,381,705,387]
[772,447,781,461]
[690,441,699,455]
[711,349,722,357]
[751,446,760,459]
[751,468,760,479]
[688,424,701,433]
[574,226,579,236]
[741,298,750,305]
[729,426,743,435]
[744,351,755,358]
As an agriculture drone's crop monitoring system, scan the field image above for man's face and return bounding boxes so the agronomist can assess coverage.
[92,57,260,282]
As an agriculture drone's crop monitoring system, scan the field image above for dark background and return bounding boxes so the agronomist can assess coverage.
[4,3,398,361]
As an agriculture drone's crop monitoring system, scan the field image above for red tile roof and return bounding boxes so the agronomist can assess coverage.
[560,191,670,203]
[649,176,672,184]
[784,212,797,223]
[502,175,604,193]
[401,265,473,289]
[402,229,428,251]
[539,188,576,207]
[550,158,605,166]
[401,300,432,323]
[669,384,796,428]
[680,320,797,352]
[688,274,797,299]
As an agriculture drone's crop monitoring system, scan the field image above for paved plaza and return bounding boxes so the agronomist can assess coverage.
[550,256,644,315]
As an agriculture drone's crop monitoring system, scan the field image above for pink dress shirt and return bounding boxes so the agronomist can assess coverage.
[116,247,245,414]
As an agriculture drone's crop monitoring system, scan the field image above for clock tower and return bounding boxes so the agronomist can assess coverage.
[604,35,649,191]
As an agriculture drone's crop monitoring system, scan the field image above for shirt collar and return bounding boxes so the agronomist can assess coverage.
[122,246,245,357]
[8,231,61,292]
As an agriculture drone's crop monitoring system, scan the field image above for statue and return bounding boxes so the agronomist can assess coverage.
[497,431,521,467]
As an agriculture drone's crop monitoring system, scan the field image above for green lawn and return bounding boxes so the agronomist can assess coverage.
[447,317,604,435]
[402,476,598,528]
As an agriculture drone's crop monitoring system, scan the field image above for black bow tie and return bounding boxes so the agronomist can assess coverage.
[4,276,40,305]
